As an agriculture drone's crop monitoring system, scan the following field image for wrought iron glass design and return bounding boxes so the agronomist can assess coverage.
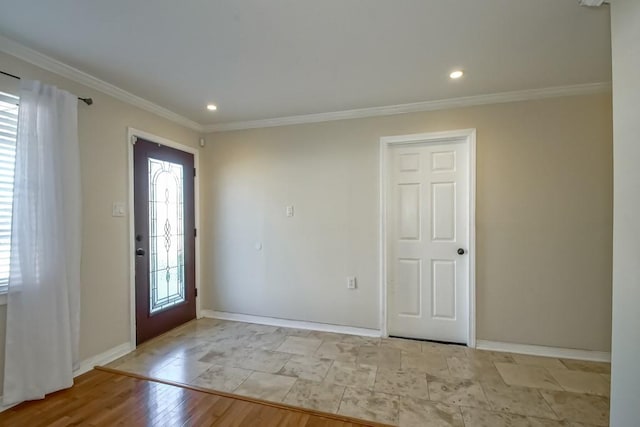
[148,158,185,313]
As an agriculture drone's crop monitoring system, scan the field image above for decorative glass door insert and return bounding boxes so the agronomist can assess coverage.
[148,158,185,313]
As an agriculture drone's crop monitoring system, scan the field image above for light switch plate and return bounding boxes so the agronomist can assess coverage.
[112,202,126,217]
[347,277,357,289]
[286,205,294,217]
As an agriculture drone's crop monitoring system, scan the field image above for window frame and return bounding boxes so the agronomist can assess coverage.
[0,79,19,303]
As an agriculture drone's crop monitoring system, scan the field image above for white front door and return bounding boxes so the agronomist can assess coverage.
[386,139,469,344]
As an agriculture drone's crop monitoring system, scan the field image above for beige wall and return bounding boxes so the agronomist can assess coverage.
[610,0,640,424]
[0,50,614,400]
[0,51,201,391]
[203,93,613,352]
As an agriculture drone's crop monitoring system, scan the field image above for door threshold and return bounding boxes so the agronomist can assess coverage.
[388,335,466,347]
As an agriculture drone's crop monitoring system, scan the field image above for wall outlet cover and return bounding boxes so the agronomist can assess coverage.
[112,202,126,217]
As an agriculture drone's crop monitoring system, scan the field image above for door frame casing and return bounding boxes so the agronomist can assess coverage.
[379,129,477,347]
[127,127,201,350]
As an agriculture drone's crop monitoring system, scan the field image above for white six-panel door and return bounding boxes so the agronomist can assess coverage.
[387,139,469,344]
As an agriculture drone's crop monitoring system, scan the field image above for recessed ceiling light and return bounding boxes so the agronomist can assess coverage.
[449,70,464,79]
[206,104,217,111]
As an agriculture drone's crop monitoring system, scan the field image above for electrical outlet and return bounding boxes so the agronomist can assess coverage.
[286,205,294,217]
[347,277,357,289]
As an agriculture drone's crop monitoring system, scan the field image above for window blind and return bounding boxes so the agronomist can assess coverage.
[0,91,18,291]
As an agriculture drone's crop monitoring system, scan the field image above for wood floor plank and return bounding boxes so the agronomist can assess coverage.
[0,369,391,427]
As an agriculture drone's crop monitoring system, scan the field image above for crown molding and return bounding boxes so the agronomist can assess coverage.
[0,34,203,132]
[0,34,611,135]
[203,82,611,133]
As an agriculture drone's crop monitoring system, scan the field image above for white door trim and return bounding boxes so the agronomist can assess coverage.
[380,129,476,347]
[126,127,201,351]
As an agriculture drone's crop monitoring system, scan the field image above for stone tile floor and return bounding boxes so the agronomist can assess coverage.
[107,318,610,426]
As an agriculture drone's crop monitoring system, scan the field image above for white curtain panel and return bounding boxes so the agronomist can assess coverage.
[3,80,81,405]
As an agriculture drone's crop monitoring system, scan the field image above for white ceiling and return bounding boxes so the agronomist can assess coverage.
[0,0,611,126]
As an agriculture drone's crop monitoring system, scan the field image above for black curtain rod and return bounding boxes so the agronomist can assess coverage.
[0,70,93,106]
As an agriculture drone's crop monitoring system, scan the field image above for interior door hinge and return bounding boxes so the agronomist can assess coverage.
[193,167,196,177]
[195,288,198,297]
[194,228,197,238]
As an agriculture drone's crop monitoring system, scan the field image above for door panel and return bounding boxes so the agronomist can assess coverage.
[398,183,421,239]
[396,258,422,316]
[134,138,196,345]
[387,140,469,344]
[431,182,456,241]
[431,259,456,319]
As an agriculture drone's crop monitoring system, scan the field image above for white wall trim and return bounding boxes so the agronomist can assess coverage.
[202,310,382,338]
[0,401,18,413]
[476,340,611,362]
[0,34,611,135]
[73,342,133,377]
[1,342,133,413]
[0,35,202,132]
[380,129,477,347]
[204,82,612,133]
[127,128,201,351]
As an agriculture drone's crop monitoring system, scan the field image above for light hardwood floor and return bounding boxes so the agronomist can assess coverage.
[0,368,391,427]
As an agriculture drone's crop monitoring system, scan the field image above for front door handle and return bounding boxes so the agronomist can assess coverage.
[457,248,465,255]
[136,248,145,256]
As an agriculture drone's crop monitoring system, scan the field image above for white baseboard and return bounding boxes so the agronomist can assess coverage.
[476,340,611,362]
[201,310,381,338]
[0,400,18,413]
[73,342,133,377]
[1,341,133,412]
